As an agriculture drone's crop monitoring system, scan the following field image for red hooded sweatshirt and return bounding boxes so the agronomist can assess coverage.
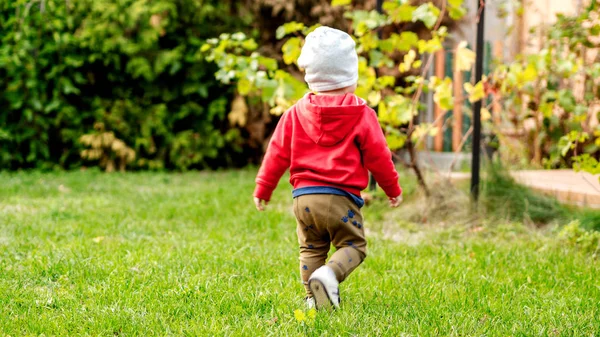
[253,93,402,201]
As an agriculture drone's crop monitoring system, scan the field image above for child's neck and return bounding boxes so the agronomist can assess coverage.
[317,87,355,95]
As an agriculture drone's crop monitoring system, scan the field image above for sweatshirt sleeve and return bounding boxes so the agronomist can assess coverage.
[357,108,402,198]
[253,111,292,201]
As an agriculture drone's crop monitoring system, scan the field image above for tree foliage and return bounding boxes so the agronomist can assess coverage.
[487,1,600,178]
[0,0,249,170]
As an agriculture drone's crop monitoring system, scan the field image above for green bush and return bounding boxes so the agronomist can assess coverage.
[578,210,600,231]
[558,221,600,255]
[0,0,250,170]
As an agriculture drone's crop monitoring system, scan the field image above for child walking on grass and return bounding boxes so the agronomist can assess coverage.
[253,26,402,310]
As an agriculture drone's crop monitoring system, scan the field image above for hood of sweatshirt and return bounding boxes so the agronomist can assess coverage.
[296,93,366,147]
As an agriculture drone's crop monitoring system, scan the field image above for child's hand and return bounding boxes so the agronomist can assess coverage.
[389,196,403,208]
[254,197,269,211]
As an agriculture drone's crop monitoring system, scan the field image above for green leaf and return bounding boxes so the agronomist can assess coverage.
[448,0,466,19]
[276,22,306,40]
[412,3,440,29]
[455,41,475,72]
[0,128,11,141]
[417,36,442,54]
[398,32,419,51]
[559,136,573,157]
[522,63,538,82]
[303,24,322,35]
[558,90,576,113]
[256,77,278,103]
[411,124,438,142]
[432,77,454,111]
[44,100,61,114]
[399,50,417,73]
[449,6,467,20]
[381,95,417,126]
[237,78,252,96]
[540,102,554,118]
[346,10,388,33]
[155,49,182,75]
[126,57,154,81]
[30,98,43,111]
[61,78,81,95]
[573,154,600,175]
[377,76,396,89]
[359,31,379,51]
[258,57,278,71]
[385,133,407,150]
[464,81,485,103]
[200,44,211,52]
[241,39,258,51]
[231,32,247,41]
[73,72,87,84]
[574,105,588,116]
[282,37,302,65]
[587,64,600,79]
[331,0,352,6]
[274,70,308,101]
[24,109,33,122]
[369,50,393,68]
[389,4,418,23]
[380,32,419,52]
[378,102,395,126]
[368,91,381,107]
[557,58,576,75]
[355,21,370,37]
[381,1,398,12]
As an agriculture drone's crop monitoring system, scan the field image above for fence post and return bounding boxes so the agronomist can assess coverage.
[471,0,486,202]
[434,49,446,152]
[492,40,504,125]
[452,60,463,152]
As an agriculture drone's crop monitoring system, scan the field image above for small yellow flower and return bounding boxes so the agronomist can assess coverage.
[294,309,306,322]
[307,308,317,320]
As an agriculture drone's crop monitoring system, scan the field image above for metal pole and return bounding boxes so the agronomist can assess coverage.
[471,0,486,202]
[369,0,384,192]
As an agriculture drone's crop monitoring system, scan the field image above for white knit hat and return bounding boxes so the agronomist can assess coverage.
[297,26,359,92]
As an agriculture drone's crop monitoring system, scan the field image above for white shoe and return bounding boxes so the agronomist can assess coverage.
[308,266,340,310]
[305,296,315,309]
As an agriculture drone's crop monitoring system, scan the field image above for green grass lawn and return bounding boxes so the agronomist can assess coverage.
[0,170,599,336]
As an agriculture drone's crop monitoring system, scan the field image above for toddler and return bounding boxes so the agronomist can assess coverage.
[253,26,402,310]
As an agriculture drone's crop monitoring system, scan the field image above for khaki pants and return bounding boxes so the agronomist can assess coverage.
[293,194,367,297]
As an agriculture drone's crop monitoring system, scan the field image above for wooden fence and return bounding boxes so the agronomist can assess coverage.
[425,40,503,152]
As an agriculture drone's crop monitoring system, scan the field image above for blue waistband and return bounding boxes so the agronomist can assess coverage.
[292,186,365,208]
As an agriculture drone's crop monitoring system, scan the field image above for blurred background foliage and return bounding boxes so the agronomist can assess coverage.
[489,1,600,172]
[0,0,254,171]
